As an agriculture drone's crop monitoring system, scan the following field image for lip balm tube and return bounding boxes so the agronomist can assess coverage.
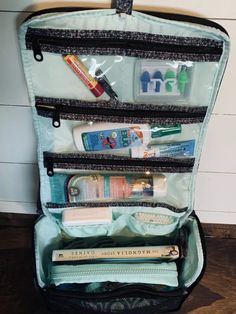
[63,55,105,97]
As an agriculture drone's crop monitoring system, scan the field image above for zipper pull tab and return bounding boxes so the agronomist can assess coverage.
[52,108,61,128]
[47,165,54,177]
[32,38,43,62]
[46,158,54,177]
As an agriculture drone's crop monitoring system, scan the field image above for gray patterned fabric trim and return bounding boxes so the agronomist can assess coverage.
[44,152,194,173]
[38,111,205,125]
[35,46,221,61]
[36,96,207,125]
[26,28,222,47]
[26,29,223,61]
[46,201,188,213]
[35,96,207,112]
[50,162,192,173]
[116,0,133,15]
[44,152,195,164]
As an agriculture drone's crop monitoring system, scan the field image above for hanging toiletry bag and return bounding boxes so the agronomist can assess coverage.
[18,0,229,313]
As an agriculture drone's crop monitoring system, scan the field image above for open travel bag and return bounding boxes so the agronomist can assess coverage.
[19,1,230,313]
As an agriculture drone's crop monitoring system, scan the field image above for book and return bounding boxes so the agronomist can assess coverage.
[52,245,179,263]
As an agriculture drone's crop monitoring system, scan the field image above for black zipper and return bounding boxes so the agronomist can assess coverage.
[26,28,223,62]
[24,7,228,36]
[44,152,195,176]
[36,97,207,128]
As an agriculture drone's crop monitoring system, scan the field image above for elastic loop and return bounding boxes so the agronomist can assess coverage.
[116,0,133,15]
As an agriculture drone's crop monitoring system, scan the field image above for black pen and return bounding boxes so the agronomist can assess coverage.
[95,69,118,100]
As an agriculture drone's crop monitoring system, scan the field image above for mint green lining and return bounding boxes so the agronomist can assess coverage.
[47,205,184,237]
[19,9,229,222]
[20,7,228,294]
[49,262,178,287]
[34,215,204,289]
[179,217,204,287]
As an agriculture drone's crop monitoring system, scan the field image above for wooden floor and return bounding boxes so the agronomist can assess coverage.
[0,214,236,314]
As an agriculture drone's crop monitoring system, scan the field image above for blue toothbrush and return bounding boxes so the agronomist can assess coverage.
[140,71,151,92]
[153,71,163,92]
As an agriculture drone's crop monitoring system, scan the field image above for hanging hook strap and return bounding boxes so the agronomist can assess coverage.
[116,0,133,15]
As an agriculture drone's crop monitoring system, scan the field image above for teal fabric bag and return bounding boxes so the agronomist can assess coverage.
[19,1,229,313]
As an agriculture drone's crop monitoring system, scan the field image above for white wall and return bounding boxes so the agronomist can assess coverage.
[0,0,236,223]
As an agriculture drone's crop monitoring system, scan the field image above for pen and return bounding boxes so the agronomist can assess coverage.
[95,69,118,100]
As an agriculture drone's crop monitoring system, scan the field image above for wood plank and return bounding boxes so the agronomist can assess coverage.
[213,20,236,115]
[199,115,236,173]
[0,227,33,249]
[0,106,36,163]
[195,172,236,217]
[0,213,38,227]
[0,201,37,214]
[177,238,236,313]
[0,12,30,106]
[0,0,235,19]
[202,223,236,239]
[0,248,51,314]
[0,163,38,203]
[196,209,236,225]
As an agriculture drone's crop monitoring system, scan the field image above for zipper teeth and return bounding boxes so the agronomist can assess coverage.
[44,154,194,176]
[36,102,207,120]
[53,268,176,277]
[44,153,195,166]
[29,36,221,54]
[44,155,195,171]
[51,264,177,280]
[26,29,222,50]
[36,98,207,126]
[26,29,223,62]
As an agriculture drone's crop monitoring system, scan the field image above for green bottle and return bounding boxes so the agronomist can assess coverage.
[164,70,176,93]
[177,66,189,95]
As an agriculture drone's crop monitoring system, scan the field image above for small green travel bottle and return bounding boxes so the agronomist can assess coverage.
[177,66,189,95]
[165,70,176,93]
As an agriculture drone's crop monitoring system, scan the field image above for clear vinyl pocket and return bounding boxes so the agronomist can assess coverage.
[36,96,206,159]
[41,152,193,237]
[25,28,223,106]
[43,152,194,210]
